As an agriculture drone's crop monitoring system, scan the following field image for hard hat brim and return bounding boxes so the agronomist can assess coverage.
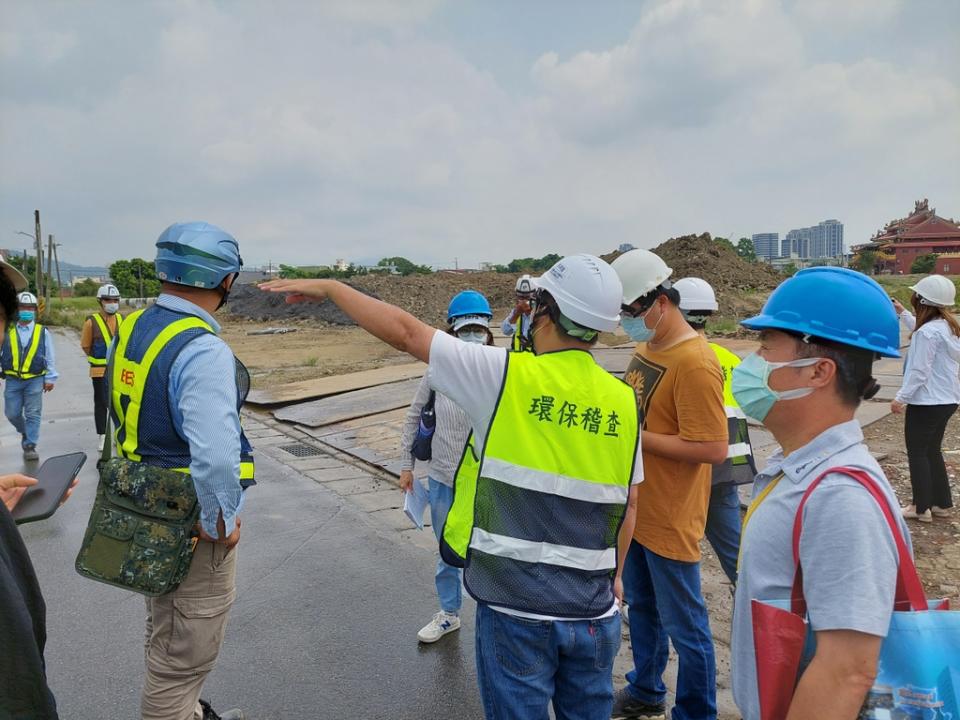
[740,314,901,358]
[0,257,28,292]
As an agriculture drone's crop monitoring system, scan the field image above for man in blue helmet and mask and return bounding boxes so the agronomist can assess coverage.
[109,222,254,720]
[730,267,910,719]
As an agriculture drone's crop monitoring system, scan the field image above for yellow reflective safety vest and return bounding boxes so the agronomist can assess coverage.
[441,349,639,617]
[1,324,48,379]
[87,312,124,367]
[109,305,255,487]
[709,342,756,486]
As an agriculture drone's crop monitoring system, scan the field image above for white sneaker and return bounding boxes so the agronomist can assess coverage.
[97,434,105,452]
[902,505,932,523]
[931,506,952,518]
[417,611,460,643]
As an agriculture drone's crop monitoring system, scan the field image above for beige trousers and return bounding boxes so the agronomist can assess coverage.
[141,540,238,720]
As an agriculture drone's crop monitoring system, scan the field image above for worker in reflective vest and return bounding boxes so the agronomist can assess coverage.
[1,291,58,462]
[674,277,758,586]
[110,222,253,720]
[80,283,125,452]
[500,274,535,351]
[262,254,643,720]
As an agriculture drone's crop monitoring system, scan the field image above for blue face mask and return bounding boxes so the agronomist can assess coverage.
[731,353,822,422]
[18,310,35,323]
[622,304,662,343]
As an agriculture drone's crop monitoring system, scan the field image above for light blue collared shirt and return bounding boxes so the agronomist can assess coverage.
[731,420,911,720]
[14,321,58,383]
[152,294,244,539]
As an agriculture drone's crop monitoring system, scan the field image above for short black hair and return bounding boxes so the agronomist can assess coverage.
[793,335,879,407]
[633,283,680,312]
[533,289,600,345]
[0,275,18,330]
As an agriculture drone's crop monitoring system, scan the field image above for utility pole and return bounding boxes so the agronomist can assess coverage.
[46,234,54,307]
[33,210,44,300]
[52,242,64,300]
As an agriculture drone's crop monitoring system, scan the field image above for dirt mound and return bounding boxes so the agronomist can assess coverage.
[351,272,519,326]
[226,272,522,327]
[603,233,782,317]
[226,283,375,325]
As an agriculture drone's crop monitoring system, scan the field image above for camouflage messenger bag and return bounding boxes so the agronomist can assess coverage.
[75,432,200,596]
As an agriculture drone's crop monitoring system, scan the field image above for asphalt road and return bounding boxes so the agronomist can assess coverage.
[9,329,483,720]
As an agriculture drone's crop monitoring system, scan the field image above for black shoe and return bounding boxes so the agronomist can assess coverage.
[23,444,39,461]
[611,688,666,719]
[200,699,245,720]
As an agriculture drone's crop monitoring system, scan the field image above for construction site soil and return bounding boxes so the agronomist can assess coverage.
[228,232,778,328]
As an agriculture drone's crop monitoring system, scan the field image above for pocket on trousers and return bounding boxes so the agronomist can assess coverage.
[167,591,236,671]
[594,614,621,671]
[492,612,551,677]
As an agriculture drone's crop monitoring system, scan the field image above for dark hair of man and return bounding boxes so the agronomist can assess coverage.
[684,309,711,328]
[532,290,600,345]
[791,334,880,407]
[910,293,960,338]
[633,283,680,312]
[0,275,18,330]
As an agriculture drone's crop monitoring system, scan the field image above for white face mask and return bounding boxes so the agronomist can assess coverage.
[457,330,488,345]
[103,302,120,315]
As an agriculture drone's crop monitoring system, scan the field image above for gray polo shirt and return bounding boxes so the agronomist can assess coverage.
[731,419,912,720]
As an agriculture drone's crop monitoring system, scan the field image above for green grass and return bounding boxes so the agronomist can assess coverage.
[875,274,960,306]
[304,356,319,367]
[40,297,105,330]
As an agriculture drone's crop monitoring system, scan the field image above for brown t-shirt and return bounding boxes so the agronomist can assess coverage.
[624,334,727,562]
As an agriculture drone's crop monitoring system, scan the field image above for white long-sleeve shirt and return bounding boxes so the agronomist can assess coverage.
[895,315,960,405]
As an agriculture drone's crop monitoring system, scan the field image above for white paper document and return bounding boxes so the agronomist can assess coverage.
[403,480,430,530]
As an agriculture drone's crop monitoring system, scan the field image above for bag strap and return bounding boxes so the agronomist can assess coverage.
[423,390,436,412]
[790,466,926,615]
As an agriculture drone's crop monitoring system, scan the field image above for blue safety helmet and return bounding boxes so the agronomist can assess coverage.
[155,222,242,289]
[741,267,900,358]
[447,290,493,324]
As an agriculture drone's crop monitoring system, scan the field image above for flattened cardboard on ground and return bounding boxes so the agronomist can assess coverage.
[247,361,425,406]
[273,377,423,427]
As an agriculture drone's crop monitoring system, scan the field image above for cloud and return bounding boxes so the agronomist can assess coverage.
[0,0,957,270]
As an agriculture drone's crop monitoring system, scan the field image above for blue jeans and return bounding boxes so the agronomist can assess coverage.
[429,478,462,613]
[475,603,621,720]
[623,542,716,720]
[704,483,741,585]
[4,376,44,447]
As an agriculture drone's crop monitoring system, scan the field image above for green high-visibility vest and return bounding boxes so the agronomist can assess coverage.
[441,348,639,618]
[709,342,756,486]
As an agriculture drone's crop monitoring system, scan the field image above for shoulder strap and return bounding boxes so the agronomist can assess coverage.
[790,466,926,615]
[424,389,436,411]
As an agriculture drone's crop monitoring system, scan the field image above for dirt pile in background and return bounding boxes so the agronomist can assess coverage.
[351,272,519,326]
[603,233,782,317]
[227,272,522,327]
[226,283,376,325]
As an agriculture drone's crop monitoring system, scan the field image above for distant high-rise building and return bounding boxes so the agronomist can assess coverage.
[783,220,844,259]
[752,233,779,260]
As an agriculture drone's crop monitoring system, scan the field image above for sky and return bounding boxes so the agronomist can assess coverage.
[1,0,958,270]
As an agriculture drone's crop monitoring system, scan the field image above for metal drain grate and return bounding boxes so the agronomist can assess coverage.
[278,443,325,458]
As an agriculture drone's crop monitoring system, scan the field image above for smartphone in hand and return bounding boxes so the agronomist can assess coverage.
[11,452,87,524]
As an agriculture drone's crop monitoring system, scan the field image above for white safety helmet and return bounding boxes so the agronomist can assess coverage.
[909,274,956,308]
[533,254,622,332]
[17,291,38,306]
[674,277,719,312]
[610,249,673,305]
[515,274,534,296]
[97,283,121,300]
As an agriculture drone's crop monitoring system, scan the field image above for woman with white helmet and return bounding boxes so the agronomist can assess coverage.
[891,274,960,523]
[79,283,124,451]
[398,290,494,644]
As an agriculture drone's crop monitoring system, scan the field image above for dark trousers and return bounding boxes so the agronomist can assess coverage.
[92,376,109,435]
[905,403,957,513]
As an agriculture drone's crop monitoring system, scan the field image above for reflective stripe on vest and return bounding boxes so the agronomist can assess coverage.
[110,309,255,484]
[709,342,757,485]
[3,325,46,379]
[442,349,639,618]
[87,312,123,366]
[511,320,525,352]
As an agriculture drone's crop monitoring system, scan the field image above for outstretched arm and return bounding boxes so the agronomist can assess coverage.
[260,279,436,362]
